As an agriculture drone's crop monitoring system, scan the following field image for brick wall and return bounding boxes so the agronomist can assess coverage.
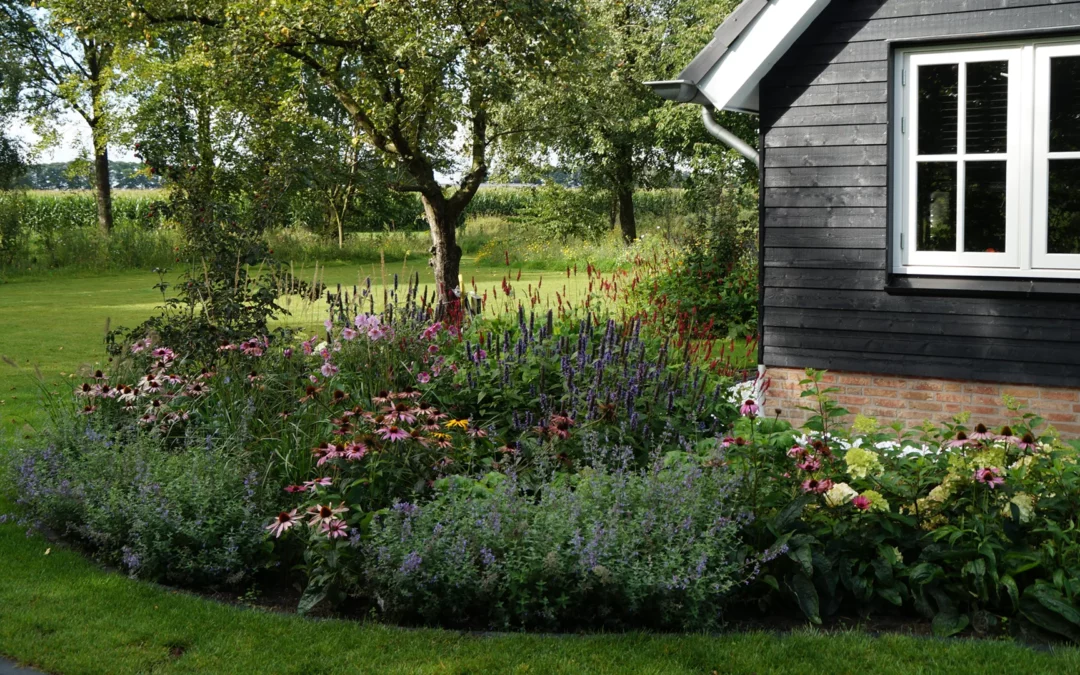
[765,367,1080,436]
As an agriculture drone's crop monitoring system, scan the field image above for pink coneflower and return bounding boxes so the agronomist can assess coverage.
[118,386,137,402]
[99,384,117,399]
[378,425,410,442]
[303,476,334,490]
[414,402,435,418]
[92,369,108,380]
[299,385,323,403]
[417,372,431,384]
[151,347,175,362]
[267,509,299,538]
[343,442,367,461]
[740,399,759,418]
[946,431,974,448]
[247,370,262,383]
[969,423,994,441]
[973,466,1005,488]
[341,327,358,341]
[130,338,151,354]
[499,441,520,455]
[997,426,1022,445]
[76,382,94,397]
[283,485,307,493]
[306,502,349,527]
[787,445,809,459]
[385,402,417,424]
[408,429,431,447]
[185,382,209,397]
[218,342,239,352]
[468,426,489,439]
[162,373,184,385]
[139,377,162,394]
[428,344,440,355]
[1017,433,1038,451]
[372,391,391,405]
[549,414,574,439]
[121,400,137,412]
[852,495,871,511]
[322,518,349,539]
[798,456,821,472]
[802,478,834,494]
[78,404,97,415]
[138,413,156,425]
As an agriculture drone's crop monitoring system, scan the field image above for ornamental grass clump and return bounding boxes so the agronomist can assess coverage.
[360,454,749,630]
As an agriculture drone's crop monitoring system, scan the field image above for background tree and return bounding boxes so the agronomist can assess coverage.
[0,1,121,234]
[499,0,751,244]
[72,0,589,314]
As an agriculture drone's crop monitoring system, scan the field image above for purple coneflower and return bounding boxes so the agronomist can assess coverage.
[1017,433,1038,451]
[267,510,299,538]
[322,518,349,539]
[740,399,759,418]
[302,476,333,490]
[996,426,1022,445]
[378,425,410,442]
[969,423,994,440]
[306,502,349,527]
[798,456,821,473]
[283,485,306,493]
[973,466,1005,488]
[852,495,871,511]
[945,431,974,448]
[78,404,97,415]
[802,478,833,494]
[343,442,367,461]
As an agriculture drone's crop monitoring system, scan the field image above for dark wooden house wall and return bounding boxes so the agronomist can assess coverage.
[759,0,1080,387]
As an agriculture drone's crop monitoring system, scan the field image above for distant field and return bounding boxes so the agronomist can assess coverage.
[23,188,167,199]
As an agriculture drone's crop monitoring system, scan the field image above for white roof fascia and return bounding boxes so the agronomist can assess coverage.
[695,0,832,114]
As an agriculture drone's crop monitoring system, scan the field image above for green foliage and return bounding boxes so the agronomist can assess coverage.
[722,371,1080,642]
[363,459,745,630]
[511,183,608,242]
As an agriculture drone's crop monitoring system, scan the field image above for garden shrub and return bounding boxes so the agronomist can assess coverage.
[361,455,747,630]
[5,424,274,587]
[721,370,1080,642]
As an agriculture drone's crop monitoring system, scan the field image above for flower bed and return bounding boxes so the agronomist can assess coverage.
[6,279,1080,641]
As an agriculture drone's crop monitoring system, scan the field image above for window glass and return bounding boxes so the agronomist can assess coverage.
[964,161,1007,252]
[966,61,1009,154]
[1048,159,1080,254]
[1049,56,1080,153]
[918,64,958,155]
[917,162,957,251]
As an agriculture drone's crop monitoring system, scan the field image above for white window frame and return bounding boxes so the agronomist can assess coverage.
[893,37,1080,279]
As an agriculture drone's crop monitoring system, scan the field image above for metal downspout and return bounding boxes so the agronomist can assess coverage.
[701,106,759,169]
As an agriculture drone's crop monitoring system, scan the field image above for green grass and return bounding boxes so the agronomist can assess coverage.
[4,263,1066,674]
[0,260,594,431]
[1,522,1079,675]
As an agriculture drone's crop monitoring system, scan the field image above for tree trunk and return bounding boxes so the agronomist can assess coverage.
[420,194,462,319]
[616,183,636,243]
[92,137,113,236]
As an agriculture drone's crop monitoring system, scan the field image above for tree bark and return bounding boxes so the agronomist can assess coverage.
[92,136,113,236]
[616,182,636,243]
[420,194,463,319]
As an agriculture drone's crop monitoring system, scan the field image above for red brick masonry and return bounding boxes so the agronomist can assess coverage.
[766,367,1080,436]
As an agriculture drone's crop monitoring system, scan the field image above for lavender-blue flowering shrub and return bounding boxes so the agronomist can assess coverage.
[4,425,275,588]
[361,451,750,630]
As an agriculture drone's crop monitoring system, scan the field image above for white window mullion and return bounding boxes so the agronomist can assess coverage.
[1018,45,1035,274]
[957,62,967,255]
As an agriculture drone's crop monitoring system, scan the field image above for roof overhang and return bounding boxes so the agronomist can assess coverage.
[646,0,832,114]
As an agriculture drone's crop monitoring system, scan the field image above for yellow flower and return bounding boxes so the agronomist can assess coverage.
[445,419,470,430]
[844,447,884,480]
[824,482,858,507]
[431,432,452,441]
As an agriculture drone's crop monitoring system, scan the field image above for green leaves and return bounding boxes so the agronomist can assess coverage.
[1021,583,1080,642]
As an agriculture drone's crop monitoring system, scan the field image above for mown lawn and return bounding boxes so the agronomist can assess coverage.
[3,264,1074,674]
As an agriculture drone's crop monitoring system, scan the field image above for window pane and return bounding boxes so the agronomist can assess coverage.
[917,162,957,252]
[1048,159,1080,254]
[1050,56,1080,152]
[918,64,958,155]
[964,161,1007,252]
[966,61,1009,154]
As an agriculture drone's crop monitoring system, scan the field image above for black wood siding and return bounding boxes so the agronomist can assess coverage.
[759,0,1080,387]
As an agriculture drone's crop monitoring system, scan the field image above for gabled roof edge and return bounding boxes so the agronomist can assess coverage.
[677,0,771,85]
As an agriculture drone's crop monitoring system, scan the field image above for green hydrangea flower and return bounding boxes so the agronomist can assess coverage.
[844,446,884,480]
[862,490,890,513]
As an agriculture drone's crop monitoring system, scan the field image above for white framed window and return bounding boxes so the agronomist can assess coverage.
[893,38,1080,279]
